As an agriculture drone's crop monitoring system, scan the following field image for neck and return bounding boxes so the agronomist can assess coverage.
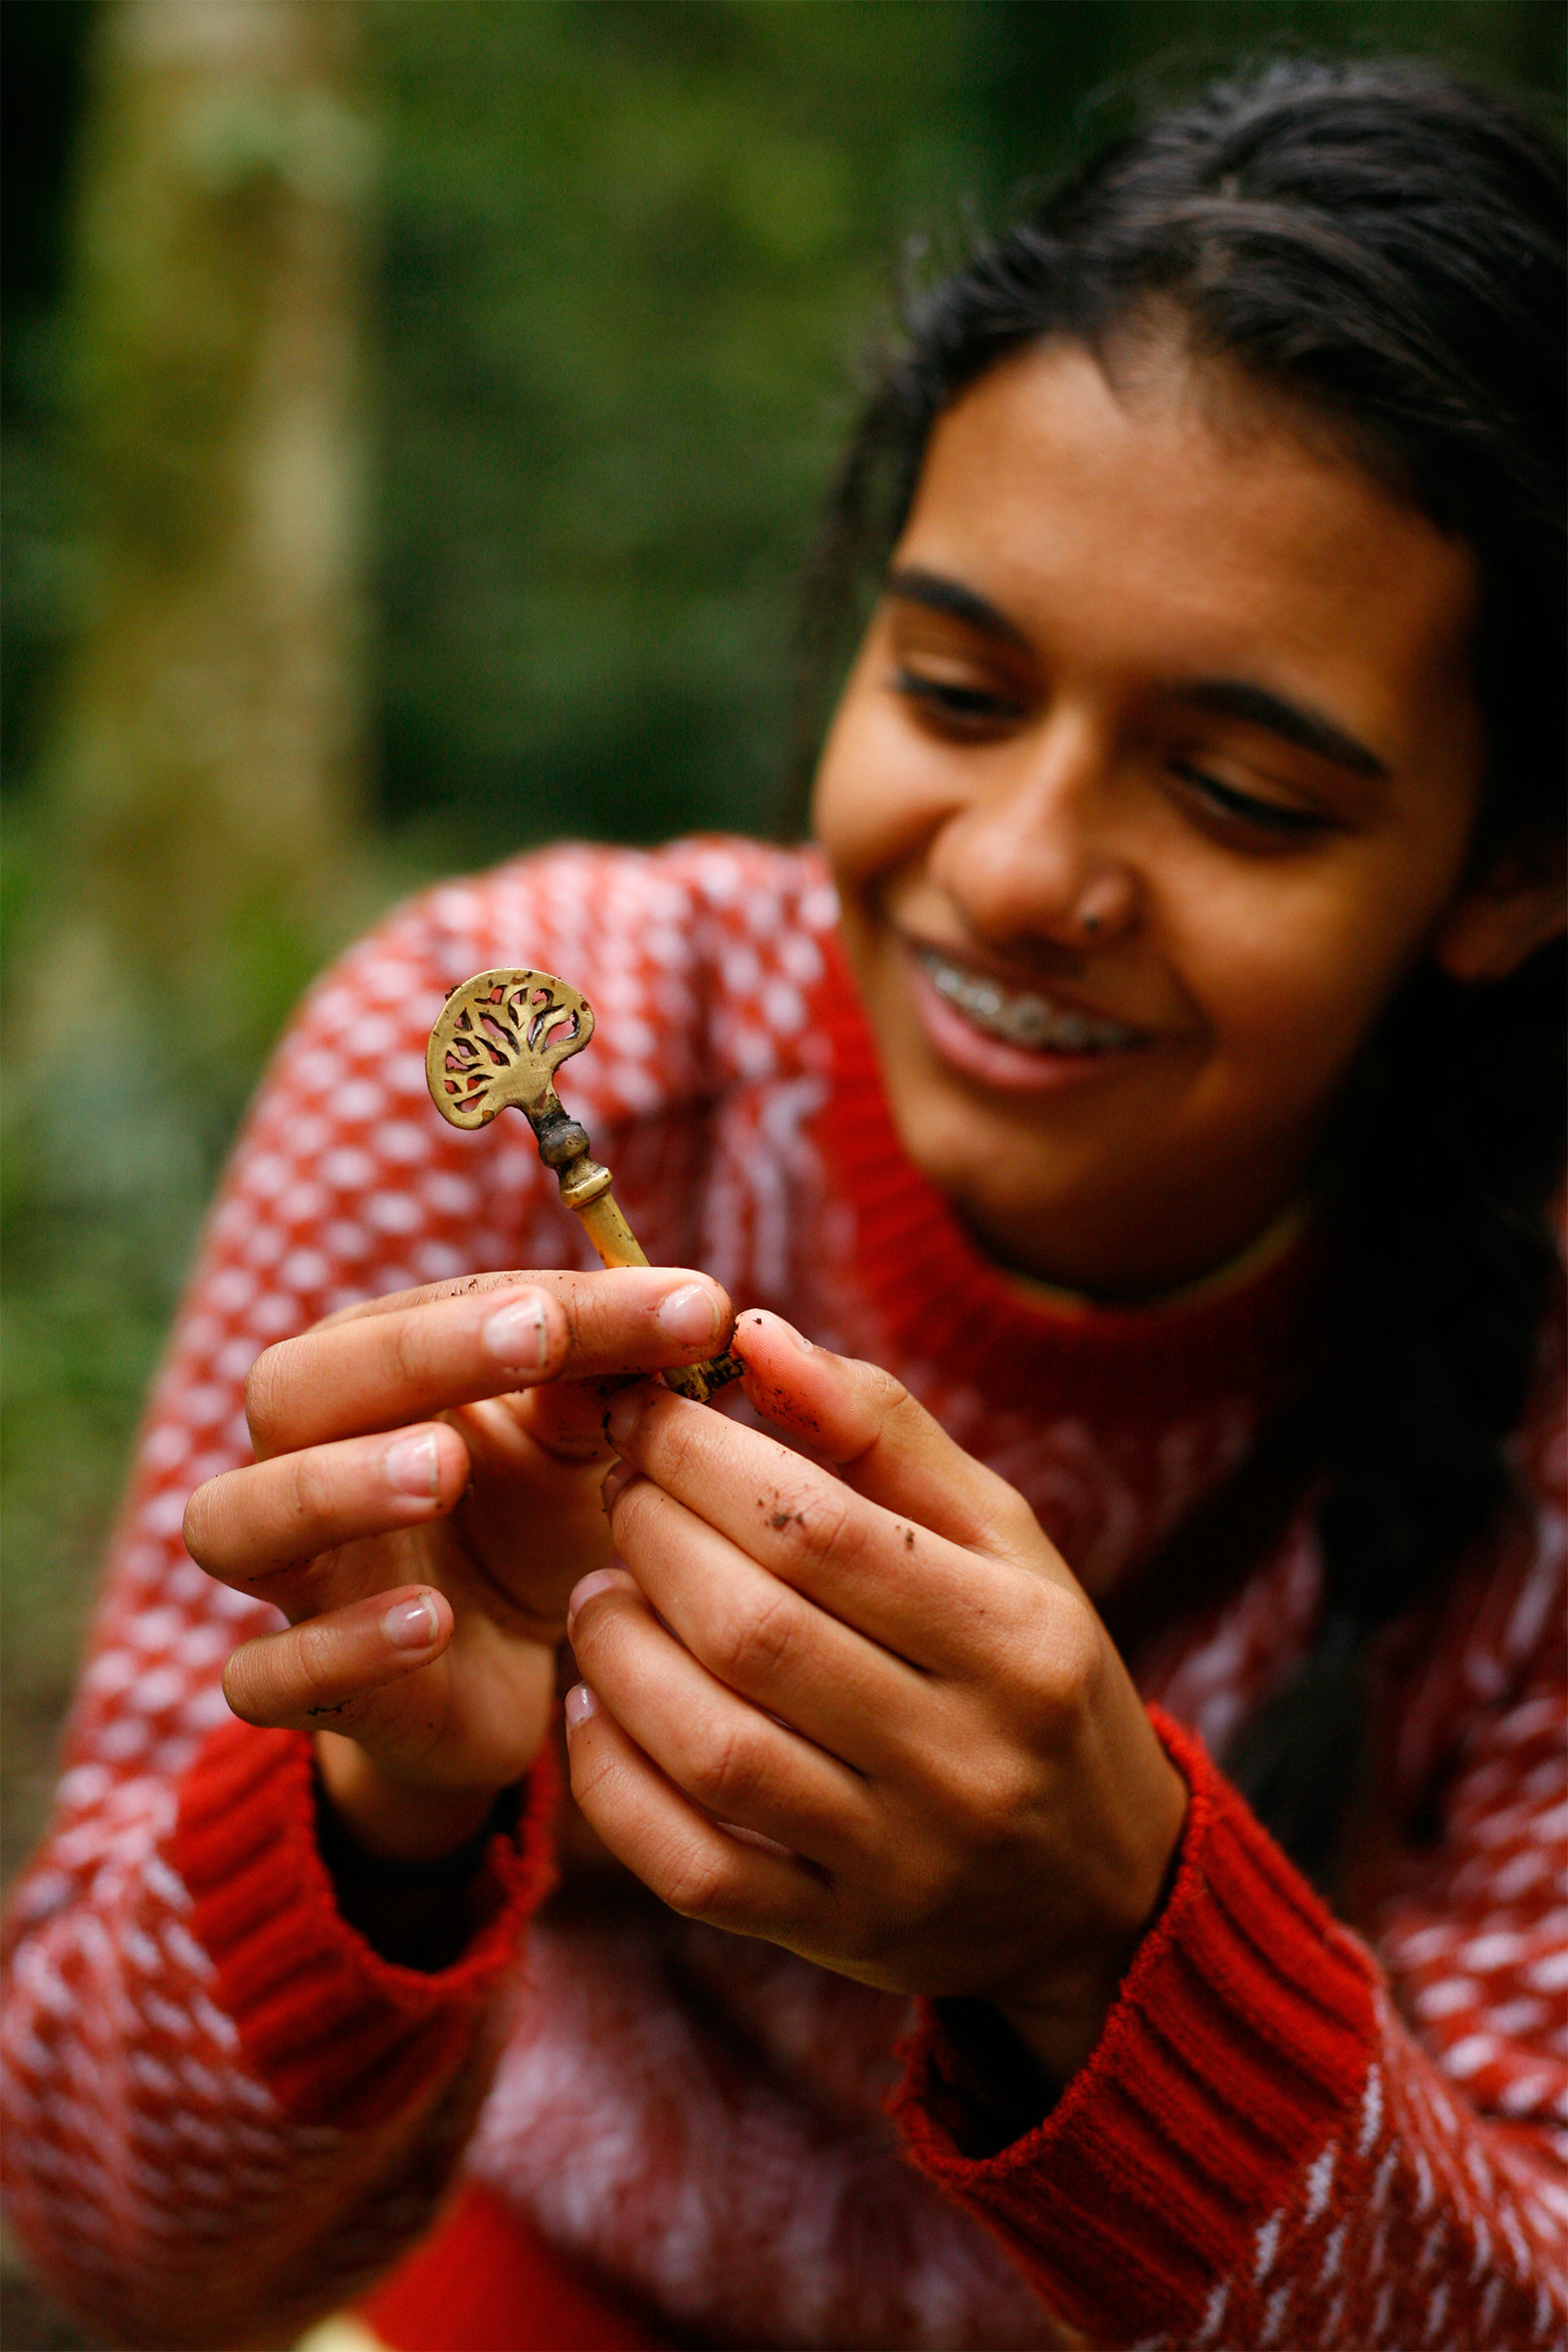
[970,1197,1314,1314]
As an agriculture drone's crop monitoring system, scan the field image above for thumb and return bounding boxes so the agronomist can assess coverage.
[515,1374,633,1463]
[732,1310,1054,1568]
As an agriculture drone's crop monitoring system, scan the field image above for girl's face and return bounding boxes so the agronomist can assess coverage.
[812,339,1490,1297]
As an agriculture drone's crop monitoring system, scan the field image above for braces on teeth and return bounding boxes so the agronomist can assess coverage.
[920,950,1136,1052]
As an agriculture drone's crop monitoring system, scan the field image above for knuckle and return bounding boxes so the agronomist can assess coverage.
[991,1483,1044,1550]
[657,1838,734,1922]
[791,1490,862,1573]
[992,1588,1107,1750]
[292,1616,349,1704]
[862,1362,913,1420]
[602,1477,654,1556]
[887,1850,945,1925]
[992,1486,1052,1561]
[552,1275,582,1338]
[942,1750,1035,1848]
[988,1754,1040,1831]
[181,1481,219,1567]
[243,1344,293,1450]
[529,1293,568,1378]
[220,1642,270,1726]
[284,1449,338,1537]
[386,1311,424,1392]
[644,1398,707,1486]
[710,1584,800,1688]
[1034,1592,1105,1714]
[565,1586,632,1670]
[687,1710,767,1813]
[565,1738,619,1809]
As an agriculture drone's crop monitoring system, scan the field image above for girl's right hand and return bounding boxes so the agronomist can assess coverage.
[181,1267,732,1862]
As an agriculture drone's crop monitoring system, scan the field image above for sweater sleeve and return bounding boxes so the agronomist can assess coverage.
[891,1554,1568,2352]
[0,834,834,2351]
[0,871,601,2350]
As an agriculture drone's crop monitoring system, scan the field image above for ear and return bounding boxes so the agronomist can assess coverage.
[1433,855,1566,985]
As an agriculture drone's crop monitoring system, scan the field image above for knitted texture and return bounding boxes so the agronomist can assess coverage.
[2,839,1563,2352]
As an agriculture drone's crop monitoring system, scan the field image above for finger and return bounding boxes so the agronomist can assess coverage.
[514,1374,642,1466]
[563,1674,839,1944]
[596,1476,930,1772]
[221,1584,451,1730]
[438,1396,617,1634]
[602,1381,1030,1672]
[733,1311,1063,1567]
[246,1269,732,1457]
[184,1423,471,1586]
[565,1568,873,1865]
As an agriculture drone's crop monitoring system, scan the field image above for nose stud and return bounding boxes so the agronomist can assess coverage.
[1073,870,1130,943]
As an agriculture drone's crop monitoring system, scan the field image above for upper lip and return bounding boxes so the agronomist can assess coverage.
[899,931,1154,1037]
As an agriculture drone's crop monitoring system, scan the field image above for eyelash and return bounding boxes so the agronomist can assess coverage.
[892,670,1023,728]
[1167,761,1330,838]
[894,669,1334,843]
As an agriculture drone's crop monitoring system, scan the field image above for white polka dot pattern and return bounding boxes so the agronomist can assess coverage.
[2,839,1563,2351]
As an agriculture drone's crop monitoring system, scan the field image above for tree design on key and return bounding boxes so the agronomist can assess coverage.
[427,968,742,1404]
[432,969,595,1129]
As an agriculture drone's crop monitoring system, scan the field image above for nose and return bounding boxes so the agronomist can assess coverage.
[927,711,1140,953]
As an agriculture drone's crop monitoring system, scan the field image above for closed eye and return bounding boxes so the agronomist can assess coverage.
[1169,760,1334,841]
[892,668,1025,732]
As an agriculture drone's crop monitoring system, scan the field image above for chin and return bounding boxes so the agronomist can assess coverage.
[888,1060,1092,1229]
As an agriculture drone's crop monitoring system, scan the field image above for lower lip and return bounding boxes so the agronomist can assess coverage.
[902,949,1152,1094]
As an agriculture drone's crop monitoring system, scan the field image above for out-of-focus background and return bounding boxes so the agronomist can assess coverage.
[1,2,1561,2341]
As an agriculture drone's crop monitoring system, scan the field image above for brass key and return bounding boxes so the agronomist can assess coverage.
[426,968,742,1403]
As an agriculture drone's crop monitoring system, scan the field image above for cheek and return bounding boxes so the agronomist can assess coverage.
[811,720,900,889]
[1176,857,1443,1108]
[811,668,954,891]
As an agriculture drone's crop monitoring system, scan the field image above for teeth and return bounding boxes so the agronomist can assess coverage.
[919,950,1138,1053]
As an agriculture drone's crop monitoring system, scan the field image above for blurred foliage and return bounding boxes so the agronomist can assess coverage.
[2,0,95,798]
[369,0,1568,854]
[2,6,1561,2338]
[3,0,1564,1874]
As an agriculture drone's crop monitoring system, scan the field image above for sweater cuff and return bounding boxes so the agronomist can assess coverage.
[170,1716,557,2129]
[889,1708,1378,2345]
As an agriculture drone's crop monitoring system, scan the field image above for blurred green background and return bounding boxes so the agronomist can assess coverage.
[7,0,1567,1917]
[6,0,1564,1910]
[1,1,1561,2340]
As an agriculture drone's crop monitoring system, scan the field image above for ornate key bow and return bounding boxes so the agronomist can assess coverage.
[426,968,742,1403]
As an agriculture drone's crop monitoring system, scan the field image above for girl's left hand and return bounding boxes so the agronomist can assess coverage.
[564,1311,1188,2086]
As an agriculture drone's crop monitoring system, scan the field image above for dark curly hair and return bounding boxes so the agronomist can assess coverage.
[796,58,1566,1883]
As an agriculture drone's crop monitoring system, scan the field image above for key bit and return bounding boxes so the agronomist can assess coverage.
[426,968,743,1404]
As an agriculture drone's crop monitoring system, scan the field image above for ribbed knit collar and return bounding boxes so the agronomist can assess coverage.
[812,927,1322,1434]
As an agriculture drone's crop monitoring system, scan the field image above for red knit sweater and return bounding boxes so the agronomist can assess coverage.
[3,839,1563,2352]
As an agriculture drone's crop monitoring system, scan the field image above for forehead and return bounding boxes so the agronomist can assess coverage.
[901,339,1478,746]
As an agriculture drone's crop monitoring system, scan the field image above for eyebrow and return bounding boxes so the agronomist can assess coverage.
[1172,679,1388,781]
[884,567,1032,651]
[886,565,1388,782]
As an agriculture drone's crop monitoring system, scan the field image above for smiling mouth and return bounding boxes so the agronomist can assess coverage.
[914,945,1144,1054]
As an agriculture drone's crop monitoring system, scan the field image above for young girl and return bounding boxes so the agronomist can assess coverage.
[3,58,1563,2352]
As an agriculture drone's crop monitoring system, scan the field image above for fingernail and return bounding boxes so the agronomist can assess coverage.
[483,1294,551,1374]
[604,1386,648,1452]
[656,1282,720,1345]
[566,1567,624,1639]
[600,1460,635,1516]
[564,1681,599,1730]
[384,1431,440,1499]
[382,1592,440,1651]
[740,1309,812,1356]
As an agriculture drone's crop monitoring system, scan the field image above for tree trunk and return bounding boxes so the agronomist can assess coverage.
[43,0,370,991]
